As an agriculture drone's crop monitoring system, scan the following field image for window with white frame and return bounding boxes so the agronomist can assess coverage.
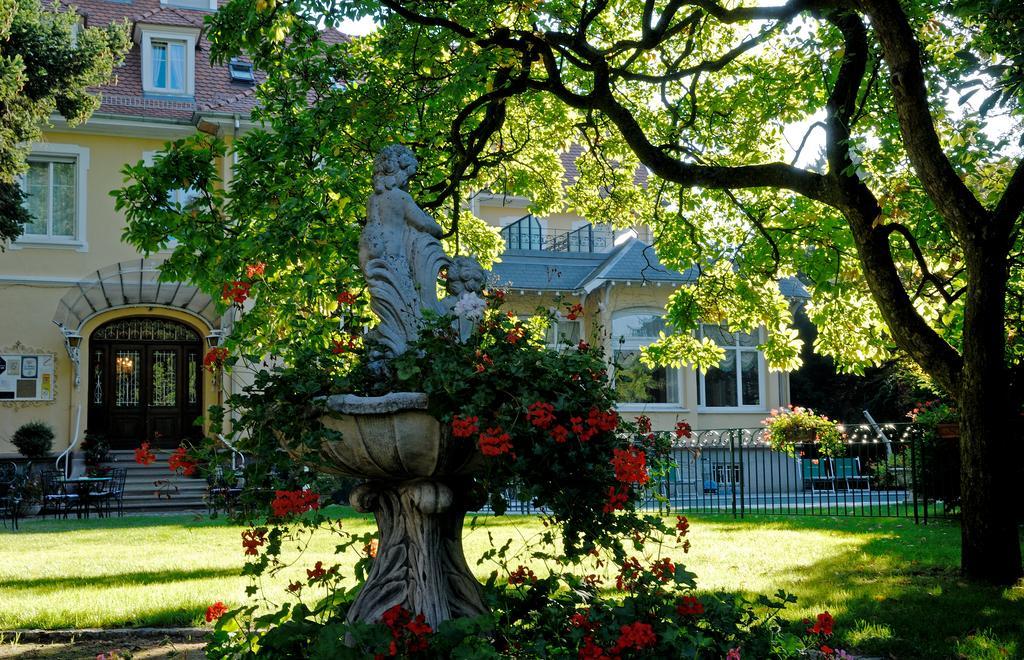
[140,27,198,96]
[612,310,681,406]
[16,144,89,248]
[143,151,201,210]
[698,324,764,409]
[545,318,582,348]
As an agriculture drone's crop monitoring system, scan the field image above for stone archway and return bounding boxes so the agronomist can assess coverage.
[52,258,221,332]
[51,259,223,450]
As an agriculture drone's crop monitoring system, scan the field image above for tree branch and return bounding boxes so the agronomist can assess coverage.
[857,0,988,237]
[993,157,1024,237]
[882,222,956,304]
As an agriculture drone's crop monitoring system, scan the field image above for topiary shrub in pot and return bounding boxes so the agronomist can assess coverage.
[11,421,55,460]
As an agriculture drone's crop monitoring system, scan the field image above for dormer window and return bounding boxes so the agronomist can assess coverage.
[137,25,199,97]
[152,39,187,93]
[228,58,255,83]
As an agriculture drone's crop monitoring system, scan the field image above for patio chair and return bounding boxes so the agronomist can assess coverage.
[99,468,128,518]
[832,457,871,492]
[801,458,835,492]
[0,462,22,530]
[39,470,79,519]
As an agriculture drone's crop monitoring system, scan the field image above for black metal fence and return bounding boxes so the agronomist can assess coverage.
[643,424,959,521]
[497,423,960,522]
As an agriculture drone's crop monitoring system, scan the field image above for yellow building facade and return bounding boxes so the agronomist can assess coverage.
[1,0,253,458]
[1,2,800,461]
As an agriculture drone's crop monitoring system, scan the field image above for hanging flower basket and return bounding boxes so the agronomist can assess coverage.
[936,422,960,440]
[761,406,845,457]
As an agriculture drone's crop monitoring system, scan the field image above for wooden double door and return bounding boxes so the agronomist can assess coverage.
[87,318,204,450]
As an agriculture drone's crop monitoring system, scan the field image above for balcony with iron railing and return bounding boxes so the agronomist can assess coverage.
[499,215,614,253]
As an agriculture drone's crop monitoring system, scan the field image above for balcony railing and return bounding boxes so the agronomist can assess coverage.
[500,215,612,253]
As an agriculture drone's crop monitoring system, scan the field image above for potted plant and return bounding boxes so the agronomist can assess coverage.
[761,405,846,457]
[907,399,958,437]
[907,399,960,506]
[82,431,111,477]
[15,473,44,517]
[11,421,55,462]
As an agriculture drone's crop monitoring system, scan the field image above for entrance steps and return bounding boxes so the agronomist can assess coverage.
[97,450,208,513]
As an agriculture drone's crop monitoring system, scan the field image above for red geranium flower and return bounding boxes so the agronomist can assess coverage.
[245,262,266,278]
[134,442,156,466]
[579,635,608,660]
[550,424,570,444]
[479,427,513,457]
[676,595,704,616]
[337,291,357,305]
[612,621,657,653]
[611,447,649,484]
[452,415,479,438]
[204,347,229,371]
[675,420,693,439]
[587,407,619,432]
[221,281,251,305]
[566,303,583,321]
[205,601,228,623]
[270,489,320,518]
[168,446,197,476]
[506,326,526,344]
[526,401,556,429]
[650,557,675,582]
[808,611,834,636]
[331,337,357,354]
[603,486,629,513]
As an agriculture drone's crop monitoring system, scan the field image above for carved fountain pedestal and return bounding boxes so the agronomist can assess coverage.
[312,392,487,629]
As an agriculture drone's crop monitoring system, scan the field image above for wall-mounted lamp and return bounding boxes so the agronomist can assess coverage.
[53,321,83,388]
[205,329,225,348]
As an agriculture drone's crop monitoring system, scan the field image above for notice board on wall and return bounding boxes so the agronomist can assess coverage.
[0,354,55,401]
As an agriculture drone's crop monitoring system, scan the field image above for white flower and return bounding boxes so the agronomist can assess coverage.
[453,292,487,322]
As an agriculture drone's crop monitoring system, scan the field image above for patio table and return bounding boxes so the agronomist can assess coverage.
[59,477,112,519]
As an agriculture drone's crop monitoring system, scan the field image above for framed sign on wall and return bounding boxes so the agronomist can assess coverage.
[0,344,56,403]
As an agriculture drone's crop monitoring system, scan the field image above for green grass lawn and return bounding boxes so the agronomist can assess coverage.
[1,511,1022,659]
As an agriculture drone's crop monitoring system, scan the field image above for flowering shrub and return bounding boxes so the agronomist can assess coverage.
[204,509,847,659]
[906,399,957,426]
[383,296,675,555]
[761,405,845,457]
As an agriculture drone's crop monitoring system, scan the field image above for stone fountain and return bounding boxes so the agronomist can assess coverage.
[283,145,490,629]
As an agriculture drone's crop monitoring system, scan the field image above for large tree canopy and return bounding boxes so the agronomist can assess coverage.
[0,0,128,247]
[117,0,1023,582]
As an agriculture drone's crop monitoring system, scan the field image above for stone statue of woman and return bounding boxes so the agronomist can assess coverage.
[360,145,450,358]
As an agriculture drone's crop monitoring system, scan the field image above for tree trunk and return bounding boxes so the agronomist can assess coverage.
[958,247,1022,584]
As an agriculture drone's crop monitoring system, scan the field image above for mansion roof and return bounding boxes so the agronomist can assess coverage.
[491,238,809,298]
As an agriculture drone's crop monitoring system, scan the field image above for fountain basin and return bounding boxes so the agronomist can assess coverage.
[300,392,480,479]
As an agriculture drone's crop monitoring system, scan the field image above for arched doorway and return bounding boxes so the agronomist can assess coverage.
[87,317,204,449]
